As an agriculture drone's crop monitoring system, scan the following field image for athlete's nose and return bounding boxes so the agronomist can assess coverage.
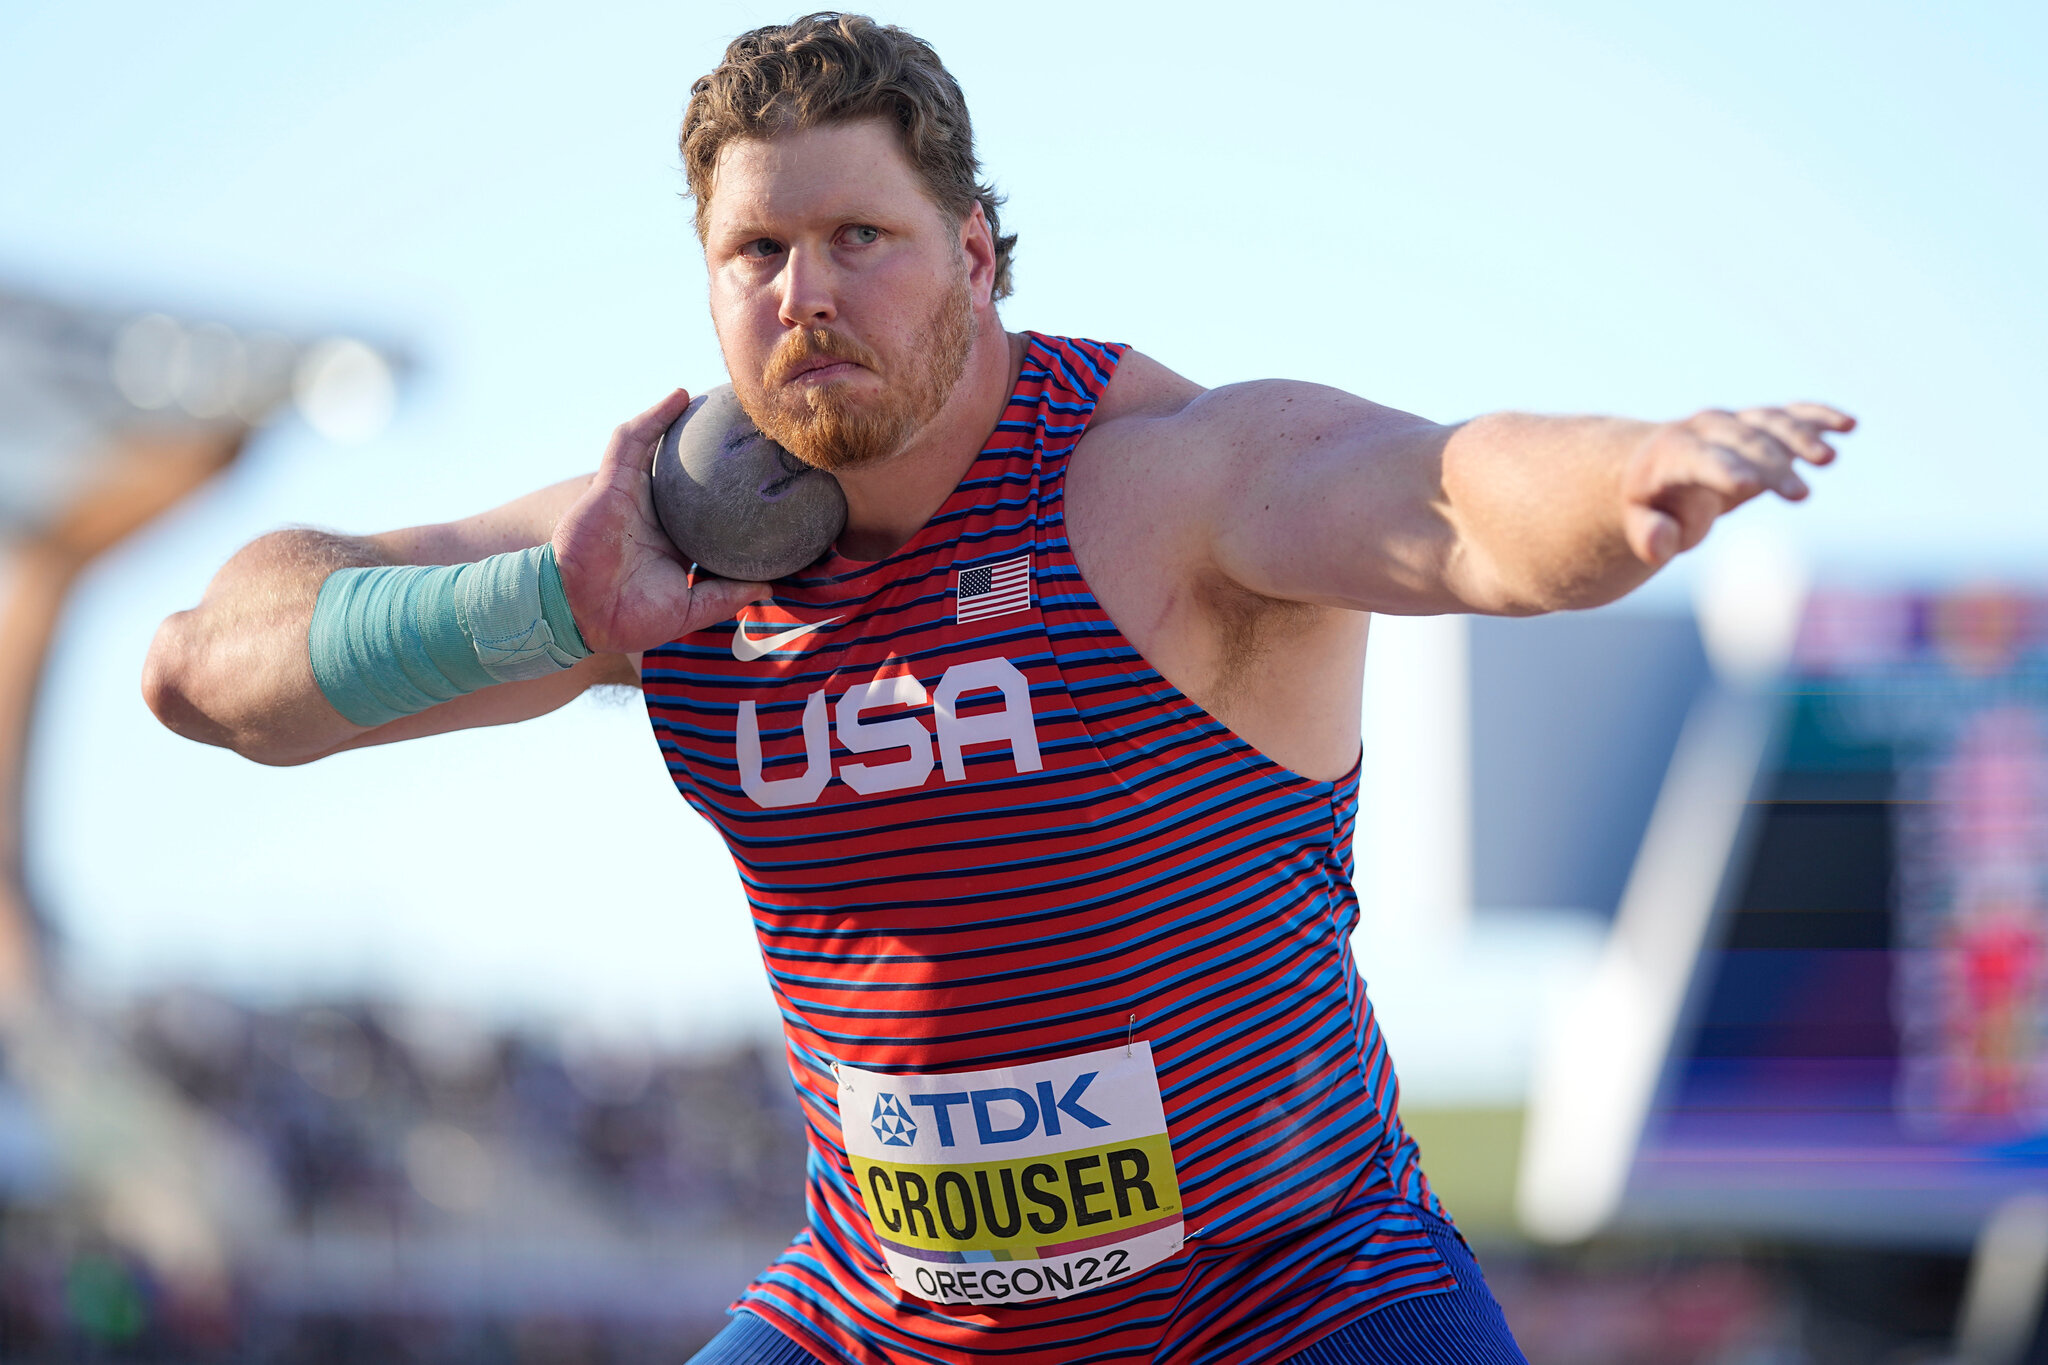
[776,246,837,328]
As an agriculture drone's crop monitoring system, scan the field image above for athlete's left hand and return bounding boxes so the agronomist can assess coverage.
[1621,403,1855,567]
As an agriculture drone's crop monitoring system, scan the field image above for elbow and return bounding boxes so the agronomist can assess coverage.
[141,614,314,766]
[141,612,203,738]
[1453,545,1630,618]
[1439,543,1563,618]
[1482,583,1615,618]
[1497,573,1608,615]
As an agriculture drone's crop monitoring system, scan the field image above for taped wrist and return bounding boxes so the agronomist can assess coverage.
[307,543,591,727]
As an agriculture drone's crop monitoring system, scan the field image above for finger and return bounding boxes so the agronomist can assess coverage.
[1724,424,1809,499]
[686,573,775,624]
[603,388,695,472]
[1694,409,1798,483]
[624,386,695,440]
[1740,407,1838,466]
[1693,414,1819,502]
[1678,439,1769,505]
[1778,402,1856,432]
[1624,504,1681,568]
[688,563,776,600]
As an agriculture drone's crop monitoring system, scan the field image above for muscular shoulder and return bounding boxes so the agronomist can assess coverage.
[1073,360,1443,612]
[1105,368,1420,449]
[1082,360,1407,519]
[1091,347,1206,425]
[1062,357,1375,778]
[1066,358,1321,599]
[1089,366,1441,505]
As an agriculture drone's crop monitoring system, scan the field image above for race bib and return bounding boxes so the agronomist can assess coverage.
[838,1042,1185,1305]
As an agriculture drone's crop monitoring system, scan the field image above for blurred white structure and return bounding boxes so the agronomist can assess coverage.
[293,336,398,445]
[1357,613,1471,945]
[1958,1194,2048,1365]
[0,282,405,1298]
[0,283,405,1004]
[1516,685,1779,1241]
[1694,522,1810,687]
[1351,607,1715,1115]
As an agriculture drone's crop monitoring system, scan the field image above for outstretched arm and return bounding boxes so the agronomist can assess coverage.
[143,389,764,765]
[1189,381,1852,616]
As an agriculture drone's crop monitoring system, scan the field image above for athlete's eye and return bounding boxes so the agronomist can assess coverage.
[843,225,881,246]
[739,238,784,260]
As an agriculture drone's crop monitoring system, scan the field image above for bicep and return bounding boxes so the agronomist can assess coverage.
[1192,382,1476,615]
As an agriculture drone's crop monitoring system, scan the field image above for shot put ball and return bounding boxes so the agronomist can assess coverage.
[650,386,847,581]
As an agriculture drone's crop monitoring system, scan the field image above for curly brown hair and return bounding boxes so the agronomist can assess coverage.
[680,13,1017,301]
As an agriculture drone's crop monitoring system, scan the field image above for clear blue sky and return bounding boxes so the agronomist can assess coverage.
[3,1,2044,1038]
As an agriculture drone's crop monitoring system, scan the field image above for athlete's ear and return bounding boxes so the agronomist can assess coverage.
[960,202,998,306]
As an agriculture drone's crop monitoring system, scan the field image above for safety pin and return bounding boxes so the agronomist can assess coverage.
[1126,1013,1137,1057]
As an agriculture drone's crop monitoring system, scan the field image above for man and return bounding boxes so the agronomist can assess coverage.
[142,14,1851,1365]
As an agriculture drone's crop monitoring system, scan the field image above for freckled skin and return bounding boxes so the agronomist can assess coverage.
[651,386,847,581]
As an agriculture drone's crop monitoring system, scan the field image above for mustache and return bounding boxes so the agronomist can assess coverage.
[765,326,882,387]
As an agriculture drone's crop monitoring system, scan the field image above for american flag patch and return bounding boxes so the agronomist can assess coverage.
[955,553,1032,624]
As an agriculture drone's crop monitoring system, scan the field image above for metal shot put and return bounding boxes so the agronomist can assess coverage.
[653,386,846,582]
[142,14,1853,1364]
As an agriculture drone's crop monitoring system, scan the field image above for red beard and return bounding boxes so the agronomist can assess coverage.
[738,270,974,474]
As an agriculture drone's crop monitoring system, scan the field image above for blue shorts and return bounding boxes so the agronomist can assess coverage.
[687,1211,1528,1364]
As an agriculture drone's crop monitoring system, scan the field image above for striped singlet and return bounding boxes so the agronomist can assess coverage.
[641,334,1455,1365]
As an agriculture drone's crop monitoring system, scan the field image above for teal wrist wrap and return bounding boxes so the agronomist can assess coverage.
[307,544,591,728]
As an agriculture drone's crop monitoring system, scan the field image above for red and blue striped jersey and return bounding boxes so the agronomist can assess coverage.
[641,334,1454,1364]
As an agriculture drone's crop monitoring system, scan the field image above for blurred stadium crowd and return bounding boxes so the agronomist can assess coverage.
[0,990,808,1361]
[123,992,803,1234]
[0,986,1978,1364]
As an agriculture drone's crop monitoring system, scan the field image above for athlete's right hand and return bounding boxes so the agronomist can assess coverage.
[552,388,770,655]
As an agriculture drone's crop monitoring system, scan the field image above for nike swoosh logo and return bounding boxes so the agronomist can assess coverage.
[731,613,845,662]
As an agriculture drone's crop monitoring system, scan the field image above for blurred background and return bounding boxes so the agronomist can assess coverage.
[2,1,2046,1360]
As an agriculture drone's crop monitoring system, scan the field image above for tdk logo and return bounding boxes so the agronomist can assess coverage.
[887,1073,1111,1149]
[872,1094,917,1147]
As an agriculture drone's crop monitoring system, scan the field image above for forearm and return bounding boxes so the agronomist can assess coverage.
[1196,381,1845,619]
[145,526,628,765]
[144,529,390,763]
[140,388,781,767]
[1439,412,1661,614]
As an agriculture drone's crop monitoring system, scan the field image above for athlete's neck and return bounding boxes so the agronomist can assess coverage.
[831,322,1026,563]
